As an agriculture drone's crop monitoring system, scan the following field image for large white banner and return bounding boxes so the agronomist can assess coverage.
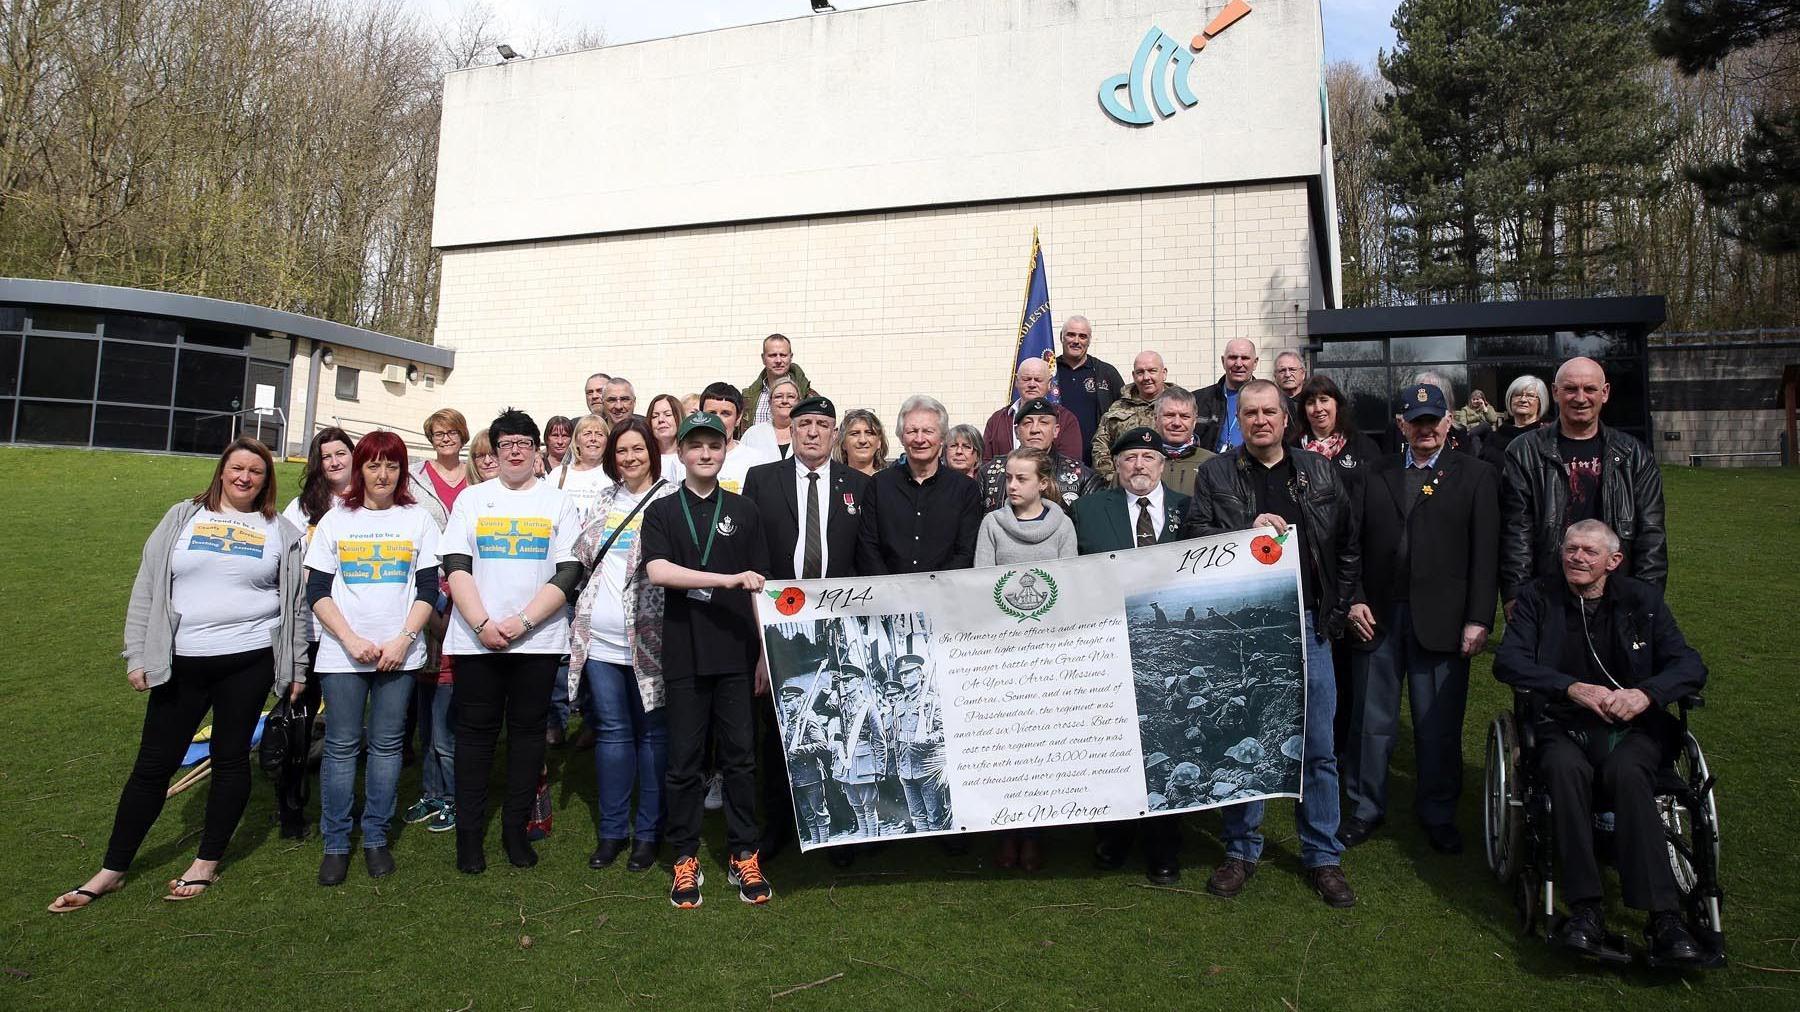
[757,527,1307,851]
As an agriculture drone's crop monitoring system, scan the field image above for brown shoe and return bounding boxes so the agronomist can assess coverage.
[1205,857,1256,898]
[1309,865,1356,908]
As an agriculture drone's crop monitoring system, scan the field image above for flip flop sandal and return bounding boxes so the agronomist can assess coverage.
[48,885,116,914]
[162,877,216,902]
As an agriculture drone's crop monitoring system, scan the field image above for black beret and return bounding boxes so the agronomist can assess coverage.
[1110,426,1163,457]
[791,395,835,420]
[1014,396,1057,423]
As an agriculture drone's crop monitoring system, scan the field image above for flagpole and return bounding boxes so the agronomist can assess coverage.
[1009,226,1042,396]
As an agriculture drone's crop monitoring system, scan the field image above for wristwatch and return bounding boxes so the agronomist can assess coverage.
[518,612,536,633]
[402,629,421,642]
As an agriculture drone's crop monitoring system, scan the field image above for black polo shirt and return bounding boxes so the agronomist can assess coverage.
[640,484,770,679]
[867,461,982,573]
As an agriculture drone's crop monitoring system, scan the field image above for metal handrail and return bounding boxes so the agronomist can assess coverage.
[192,406,288,448]
[326,415,432,453]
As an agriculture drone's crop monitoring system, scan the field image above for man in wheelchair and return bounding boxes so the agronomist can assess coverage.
[1493,519,1711,966]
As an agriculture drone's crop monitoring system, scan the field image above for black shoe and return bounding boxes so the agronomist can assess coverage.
[503,830,539,869]
[456,832,487,875]
[318,853,350,887]
[827,846,857,869]
[626,839,659,873]
[589,838,628,870]
[364,846,396,879]
[1145,860,1181,886]
[280,821,310,841]
[1551,902,1609,956]
[1337,816,1380,848]
[1094,841,1129,871]
[1424,822,1464,855]
[1646,911,1704,965]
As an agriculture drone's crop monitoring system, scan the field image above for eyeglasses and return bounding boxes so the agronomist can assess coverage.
[430,431,460,442]
[496,438,535,452]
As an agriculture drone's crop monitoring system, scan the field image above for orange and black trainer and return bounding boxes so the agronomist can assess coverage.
[669,856,703,909]
[728,850,773,905]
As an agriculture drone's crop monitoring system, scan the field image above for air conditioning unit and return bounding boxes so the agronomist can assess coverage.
[381,363,409,384]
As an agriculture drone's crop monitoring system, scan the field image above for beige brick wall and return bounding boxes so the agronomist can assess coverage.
[286,339,451,455]
[430,180,1319,433]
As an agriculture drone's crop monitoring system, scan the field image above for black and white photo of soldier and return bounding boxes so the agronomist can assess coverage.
[1125,575,1305,812]
[763,611,953,846]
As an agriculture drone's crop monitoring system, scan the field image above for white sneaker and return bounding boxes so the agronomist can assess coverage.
[703,773,724,812]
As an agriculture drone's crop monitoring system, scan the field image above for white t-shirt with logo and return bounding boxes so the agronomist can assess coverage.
[716,442,776,495]
[557,464,615,523]
[281,497,324,641]
[304,502,440,674]
[441,480,580,655]
[170,509,284,656]
[585,484,655,665]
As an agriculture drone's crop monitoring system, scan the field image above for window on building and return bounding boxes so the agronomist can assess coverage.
[336,366,359,402]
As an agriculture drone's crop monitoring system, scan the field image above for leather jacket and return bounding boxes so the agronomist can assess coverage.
[979,451,1105,513]
[1499,424,1666,600]
[1194,375,1305,452]
[1178,447,1361,637]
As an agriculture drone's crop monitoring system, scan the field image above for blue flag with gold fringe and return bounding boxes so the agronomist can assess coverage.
[1011,228,1058,401]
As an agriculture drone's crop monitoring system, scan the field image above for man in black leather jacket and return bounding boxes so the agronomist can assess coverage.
[1500,357,1666,611]
[1179,380,1361,910]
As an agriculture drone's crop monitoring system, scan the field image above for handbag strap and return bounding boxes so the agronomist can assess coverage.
[595,479,665,564]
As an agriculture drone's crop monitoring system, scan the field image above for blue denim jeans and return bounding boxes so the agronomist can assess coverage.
[319,670,415,854]
[585,659,667,841]
[416,679,456,805]
[1219,610,1344,869]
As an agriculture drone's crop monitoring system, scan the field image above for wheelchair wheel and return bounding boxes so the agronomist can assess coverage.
[1661,731,1724,936]
[1484,712,1524,882]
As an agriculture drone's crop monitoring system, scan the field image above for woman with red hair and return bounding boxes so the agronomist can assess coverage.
[303,431,443,885]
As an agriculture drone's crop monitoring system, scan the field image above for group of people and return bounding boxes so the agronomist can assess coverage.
[47,325,1711,962]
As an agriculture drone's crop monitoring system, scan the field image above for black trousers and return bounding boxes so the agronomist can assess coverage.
[276,642,321,831]
[1538,718,1680,911]
[1096,814,1182,867]
[104,649,274,870]
[452,653,556,843]
[755,696,797,845]
[665,671,759,859]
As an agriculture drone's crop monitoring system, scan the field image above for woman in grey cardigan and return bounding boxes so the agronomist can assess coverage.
[973,447,1077,872]
[49,438,309,912]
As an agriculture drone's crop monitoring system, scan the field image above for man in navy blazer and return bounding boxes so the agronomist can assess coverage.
[1068,426,1189,884]
[742,395,884,862]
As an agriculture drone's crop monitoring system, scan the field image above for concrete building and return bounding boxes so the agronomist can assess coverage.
[0,278,452,457]
[430,0,1341,429]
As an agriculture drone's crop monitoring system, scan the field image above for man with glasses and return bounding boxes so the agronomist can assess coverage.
[1273,350,1307,401]
[601,378,637,427]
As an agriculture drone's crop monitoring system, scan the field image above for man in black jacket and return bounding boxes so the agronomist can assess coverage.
[1500,357,1666,613]
[743,395,884,861]
[1180,380,1361,909]
[1194,339,1304,452]
[1340,384,1499,855]
[1494,520,1708,966]
[977,397,1105,512]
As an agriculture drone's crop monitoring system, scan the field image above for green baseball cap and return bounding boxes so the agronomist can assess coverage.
[676,411,729,442]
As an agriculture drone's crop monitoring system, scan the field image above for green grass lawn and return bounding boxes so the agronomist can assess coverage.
[0,446,1795,1010]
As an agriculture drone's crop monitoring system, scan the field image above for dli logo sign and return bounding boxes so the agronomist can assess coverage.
[1099,0,1253,126]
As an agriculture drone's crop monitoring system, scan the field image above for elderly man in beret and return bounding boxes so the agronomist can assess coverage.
[978,396,1105,512]
[1068,426,1190,883]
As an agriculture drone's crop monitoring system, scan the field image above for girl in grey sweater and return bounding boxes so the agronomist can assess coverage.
[975,448,1079,568]
[973,447,1077,873]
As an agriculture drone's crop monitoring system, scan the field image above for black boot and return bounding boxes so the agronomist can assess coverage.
[456,830,487,875]
[502,826,539,869]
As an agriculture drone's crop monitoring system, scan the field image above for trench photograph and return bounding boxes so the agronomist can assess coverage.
[1125,575,1305,813]
[762,612,951,848]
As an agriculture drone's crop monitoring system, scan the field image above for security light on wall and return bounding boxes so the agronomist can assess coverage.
[497,44,521,60]
[321,348,334,366]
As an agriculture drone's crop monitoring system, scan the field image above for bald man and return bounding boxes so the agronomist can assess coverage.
[1499,357,1666,612]
[982,357,1084,460]
[1092,350,1169,482]
[1194,340,1301,452]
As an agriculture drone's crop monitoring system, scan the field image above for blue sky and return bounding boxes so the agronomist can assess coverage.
[408,1,1398,67]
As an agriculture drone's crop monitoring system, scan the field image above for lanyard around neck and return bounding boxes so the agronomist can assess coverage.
[678,489,723,567]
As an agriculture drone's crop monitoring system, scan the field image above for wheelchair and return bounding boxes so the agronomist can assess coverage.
[1482,689,1725,969]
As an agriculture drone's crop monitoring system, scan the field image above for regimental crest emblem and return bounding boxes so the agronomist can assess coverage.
[717,515,737,536]
[994,568,1058,623]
